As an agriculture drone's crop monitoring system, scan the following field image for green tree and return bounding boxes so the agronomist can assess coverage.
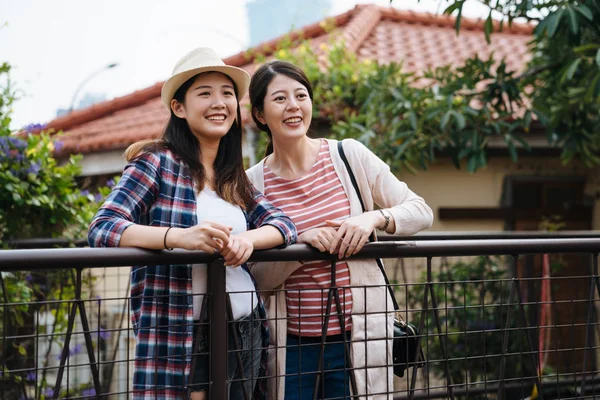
[0,61,112,398]
[425,0,600,167]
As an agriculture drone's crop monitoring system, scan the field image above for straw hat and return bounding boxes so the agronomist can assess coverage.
[161,47,250,109]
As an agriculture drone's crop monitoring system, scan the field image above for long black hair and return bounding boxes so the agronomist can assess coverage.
[249,60,313,156]
[125,72,253,208]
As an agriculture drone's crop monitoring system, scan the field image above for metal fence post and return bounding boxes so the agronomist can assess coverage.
[208,259,227,399]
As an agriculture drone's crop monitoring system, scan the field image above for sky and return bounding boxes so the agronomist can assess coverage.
[1,0,491,130]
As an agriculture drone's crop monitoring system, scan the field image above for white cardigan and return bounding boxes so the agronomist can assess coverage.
[246,138,433,399]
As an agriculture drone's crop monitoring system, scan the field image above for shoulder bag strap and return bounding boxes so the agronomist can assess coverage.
[337,141,400,311]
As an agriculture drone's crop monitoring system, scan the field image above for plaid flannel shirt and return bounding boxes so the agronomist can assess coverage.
[88,148,296,400]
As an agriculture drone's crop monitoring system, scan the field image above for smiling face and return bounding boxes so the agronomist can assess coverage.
[170,72,238,144]
[255,73,312,142]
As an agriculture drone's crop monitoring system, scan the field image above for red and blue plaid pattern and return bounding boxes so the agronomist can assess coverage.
[88,148,296,399]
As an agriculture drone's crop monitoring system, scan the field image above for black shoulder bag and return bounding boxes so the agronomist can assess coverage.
[337,140,425,378]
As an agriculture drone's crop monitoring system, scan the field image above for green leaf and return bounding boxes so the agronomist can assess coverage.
[566,6,579,35]
[443,1,464,16]
[440,110,452,131]
[513,135,532,152]
[450,110,466,130]
[548,9,564,37]
[585,72,600,102]
[478,151,486,168]
[484,13,493,44]
[408,111,417,130]
[395,139,411,157]
[562,58,581,83]
[455,5,463,35]
[523,111,532,130]
[534,15,550,38]
[574,4,593,20]
[466,156,477,173]
[573,44,600,54]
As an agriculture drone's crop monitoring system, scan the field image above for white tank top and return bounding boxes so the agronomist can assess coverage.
[191,188,258,320]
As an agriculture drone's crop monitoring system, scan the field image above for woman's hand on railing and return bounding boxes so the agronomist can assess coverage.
[326,213,381,258]
[170,222,232,252]
[298,227,338,253]
[220,234,253,267]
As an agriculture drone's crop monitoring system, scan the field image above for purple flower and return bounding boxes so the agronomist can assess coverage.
[98,327,110,341]
[54,140,64,153]
[94,193,103,202]
[4,149,22,162]
[26,370,36,381]
[81,388,96,397]
[44,387,54,397]
[0,136,27,152]
[25,274,33,282]
[26,162,41,175]
[80,189,90,197]
[106,179,115,188]
[55,343,84,360]
[9,136,27,149]
[21,123,46,133]
[71,343,83,355]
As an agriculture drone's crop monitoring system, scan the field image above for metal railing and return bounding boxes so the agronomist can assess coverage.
[1,233,599,399]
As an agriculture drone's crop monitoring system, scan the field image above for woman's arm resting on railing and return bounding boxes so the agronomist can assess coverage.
[121,223,231,253]
[350,139,434,235]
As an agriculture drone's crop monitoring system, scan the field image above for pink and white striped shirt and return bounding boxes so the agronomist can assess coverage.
[263,140,352,336]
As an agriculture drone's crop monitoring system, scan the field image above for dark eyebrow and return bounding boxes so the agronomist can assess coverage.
[193,84,235,91]
[270,87,307,97]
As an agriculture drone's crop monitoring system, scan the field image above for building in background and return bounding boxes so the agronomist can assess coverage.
[246,0,331,46]
[56,92,107,117]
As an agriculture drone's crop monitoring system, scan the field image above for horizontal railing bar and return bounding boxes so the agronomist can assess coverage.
[7,231,600,249]
[394,230,600,240]
[1,238,599,271]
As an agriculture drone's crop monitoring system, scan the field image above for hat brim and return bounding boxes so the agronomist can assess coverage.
[161,65,250,109]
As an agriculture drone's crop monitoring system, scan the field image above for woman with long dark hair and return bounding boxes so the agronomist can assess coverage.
[246,60,433,399]
[89,48,296,400]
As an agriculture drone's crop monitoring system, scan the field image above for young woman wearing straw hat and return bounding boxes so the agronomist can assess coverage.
[89,48,296,400]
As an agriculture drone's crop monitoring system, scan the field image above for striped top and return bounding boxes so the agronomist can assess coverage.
[263,140,352,336]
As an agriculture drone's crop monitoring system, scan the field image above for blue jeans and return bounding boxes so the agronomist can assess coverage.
[285,333,351,400]
[190,308,262,398]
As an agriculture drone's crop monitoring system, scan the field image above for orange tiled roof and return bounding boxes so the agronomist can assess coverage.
[47,4,534,156]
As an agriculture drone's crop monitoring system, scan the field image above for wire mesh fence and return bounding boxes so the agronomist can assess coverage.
[1,234,599,399]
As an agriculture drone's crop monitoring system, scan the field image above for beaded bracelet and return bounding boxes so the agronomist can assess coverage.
[164,227,174,251]
[378,209,390,231]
